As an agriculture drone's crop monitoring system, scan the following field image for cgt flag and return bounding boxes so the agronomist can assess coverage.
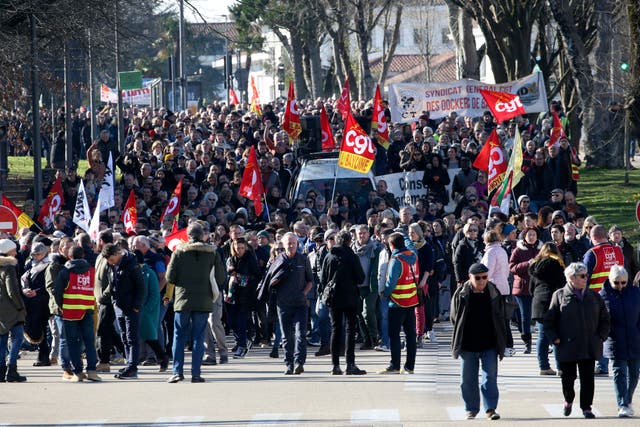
[371,84,390,150]
[548,111,567,148]
[335,78,351,119]
[229,88,240,105]
[320,105,335,151]
[161,179,183,224]
[472,129,507,193]
[166,227,189,252]
[38,176,65,230]
[338,111,375,174]
[239,145,265,217]
[121,189,138,235]
[249,75,262,116]
[282,80,301,141]
[479,89,526,124]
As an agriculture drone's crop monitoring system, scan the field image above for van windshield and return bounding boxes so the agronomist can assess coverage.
[297,178,373,208]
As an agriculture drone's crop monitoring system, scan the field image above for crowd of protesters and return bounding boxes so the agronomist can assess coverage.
[1,96,639,419]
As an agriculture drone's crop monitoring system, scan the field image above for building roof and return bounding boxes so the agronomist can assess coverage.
[371,52,457,84]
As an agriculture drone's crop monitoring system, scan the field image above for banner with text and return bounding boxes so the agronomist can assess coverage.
[388,71,547,122]
[100,84,151,105]
[377,168,460,211]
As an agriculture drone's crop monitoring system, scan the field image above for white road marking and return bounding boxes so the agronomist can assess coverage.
[153,416,205,425]
[446,406,469,420]
[248,412,303,426]
[542,404,602,418]
[351,409,400,423]
[57,420,107,427]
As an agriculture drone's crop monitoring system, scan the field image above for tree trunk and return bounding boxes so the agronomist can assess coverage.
[459,8,479,79]
[290,33,308,100]
[307,36,323,98]
[378,6,402,86]
[627,0,640,139]
[355,0,374,99]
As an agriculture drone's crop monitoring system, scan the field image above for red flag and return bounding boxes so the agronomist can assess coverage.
[166,227,189,252]
[320,105,335,151]
[37,176,65,229]
[161,178,183,224]
[548,111,566,148]
[249,75,262,116]
[238,146,265,217]
[171,217,179,234]
[282,81,301,141]
[335,79,351,119]
[121,189,137,235]
[472,129,507,193]
[480,89,526,123]
[338,111,375,174]
[229,88,240,105]
[371,84,389,150]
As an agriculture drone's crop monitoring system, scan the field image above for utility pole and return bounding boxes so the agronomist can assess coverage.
[31,14,42,208]
[64,42,72,169]
[179,0,186,110]
[88,29,95,142]
[115,0,124,153]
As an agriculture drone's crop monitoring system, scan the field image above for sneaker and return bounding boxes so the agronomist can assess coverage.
[141,358,157,366]
[233,347,247,359]
[539,368,557,375]
[486,410,500,420]
[284,366,294,375]
[582,409,596,419]
[400,368,414,374]
[114,370,137,380]
[96,363,111,373]
[466,412,477,420]
[167,373,184,383]
[377,366,400,374]
[201,357,217,365]
[293,364,304,375]
[61,369,75,381]
[594,367,608,376]
[70,373,83,382]
[563,402,572,416]
[504,348,516,357]
[618,406,633,418]
[374,344,390,352]
[416,336,424,349]
[427,330,437,343]
[191,376,205,383]
[628,405,635,416]
[86,371,102,382]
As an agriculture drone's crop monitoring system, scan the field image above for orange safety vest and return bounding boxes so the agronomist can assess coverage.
[62,267,96,321]
[389,251,420,308]
[588,244,623,292]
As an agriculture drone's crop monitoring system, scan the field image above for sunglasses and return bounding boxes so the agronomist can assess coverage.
[613,281,627,285]
[575,274,587,279]
[474,275,488,280]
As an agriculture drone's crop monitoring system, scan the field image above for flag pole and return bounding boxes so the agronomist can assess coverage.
[262,194,271,223]
[330,162,339,208]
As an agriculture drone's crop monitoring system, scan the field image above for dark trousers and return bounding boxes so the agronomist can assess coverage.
[330,306,358,366]
[389,306,417,371]
[115,308,140,372]
[559,359,595,410]
[226,303,249,349]
[96,303,123,364]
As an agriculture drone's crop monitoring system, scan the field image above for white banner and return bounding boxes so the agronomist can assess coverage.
[388,71,548,122]
[72,180,91,233]
[100,84,151,105]
[376,168,460,212]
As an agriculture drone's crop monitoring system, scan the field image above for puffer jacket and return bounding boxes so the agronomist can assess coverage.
[509,240,541,296]
[0,256,25,335]
[166,241,216,313]
[529,255,566,321]
[481,242,510,295]
[600,280,640,360]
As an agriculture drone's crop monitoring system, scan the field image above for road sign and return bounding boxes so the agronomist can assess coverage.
[118,71,143,90]
[0,205,18,234]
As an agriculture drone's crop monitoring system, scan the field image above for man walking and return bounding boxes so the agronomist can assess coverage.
[451,263,507,420]
[165,223,218,383]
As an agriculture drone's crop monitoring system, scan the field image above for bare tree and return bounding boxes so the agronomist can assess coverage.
[445,0,479,79]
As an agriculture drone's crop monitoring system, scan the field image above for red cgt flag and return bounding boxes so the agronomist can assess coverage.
[320,105,334,151]
[229,88,240,105]
[239,146,265,217]
[335,79,351,119]
[121,189,137,235]
[472,129,507,193]
[161,178,182,224]
[166,227,189,252]
[338,111,375,174]
[38,176,65,229]
[282,80,301,141]
[371,84,389,150]
[548,111,567,148]
[480,89,526,124]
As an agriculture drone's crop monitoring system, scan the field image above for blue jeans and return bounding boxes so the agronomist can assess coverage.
[536,321,557,370]
[308,296,320,343]
[0,323,24,367]
[54,315,71,370]
[158,302,169,350]
[277,305,308,367]
[514,295,532,344]
[597,356,609,374]
[388,306,416,371]
[63,312,97,374]
[315,299,331,346]
[115,308,140,372]
[226,303,249,349]
[612,359,640,408]
[378,296,389,348]
[172,310,208,377]
[460,348,499,414]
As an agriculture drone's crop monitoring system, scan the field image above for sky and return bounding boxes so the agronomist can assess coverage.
[160,0,238,22]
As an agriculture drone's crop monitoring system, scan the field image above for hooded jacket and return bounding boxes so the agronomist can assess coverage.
[111,251,146,314]
[321,245,365,309]
[600,280,640,360]
[53,258,93,311]
[529,255,566,321]
[166,241,216,313]
[509,240,542,296]
[0,256,25,335]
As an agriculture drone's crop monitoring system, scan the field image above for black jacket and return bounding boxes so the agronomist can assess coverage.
[112,251,146,314]
[321,245,365,310]
[529,256,566,321]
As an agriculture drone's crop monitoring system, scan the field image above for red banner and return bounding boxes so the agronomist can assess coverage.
[161,179,182,224]
[38,177,65,229]
[472,129,507,193]
[320,105,334,151]
[335,79,351,119]
[338,111,375,174]
[239,146,265,217]
[282,81,301,141]
[121,189,137,235]
[548,111,567,148]
[480,89,526,124]
[229,88,240,105]
[371,84,389,150]
[166,227,188,252]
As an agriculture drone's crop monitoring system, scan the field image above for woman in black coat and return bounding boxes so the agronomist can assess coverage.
[453,223,484,286]
[529,242,566,375]
[320,230,366,375]
[422,155,451,205]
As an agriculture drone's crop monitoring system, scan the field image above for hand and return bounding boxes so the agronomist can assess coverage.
[553,338,560,345]
[163,298,170,306]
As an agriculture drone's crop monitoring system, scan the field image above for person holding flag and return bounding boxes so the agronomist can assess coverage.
[239,146,265,219]
[282,81,301,142]
[38,176,65,233]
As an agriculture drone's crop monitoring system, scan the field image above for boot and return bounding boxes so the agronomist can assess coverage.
[345,363,367,375]
[0,365,6,382]
[6,364,26,383]
[314,345,330,357]
[416,335,424,349]
[524,342,532,354]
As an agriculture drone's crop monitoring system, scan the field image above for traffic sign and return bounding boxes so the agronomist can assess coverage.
[0,205,18,234]
[118,71,143,90]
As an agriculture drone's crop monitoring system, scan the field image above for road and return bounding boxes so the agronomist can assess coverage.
[1,322,636,426]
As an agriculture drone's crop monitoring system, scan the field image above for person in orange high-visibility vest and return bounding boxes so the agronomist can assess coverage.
[53,245,100,382]
[378,231,419,375]
[583,224,623,376]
